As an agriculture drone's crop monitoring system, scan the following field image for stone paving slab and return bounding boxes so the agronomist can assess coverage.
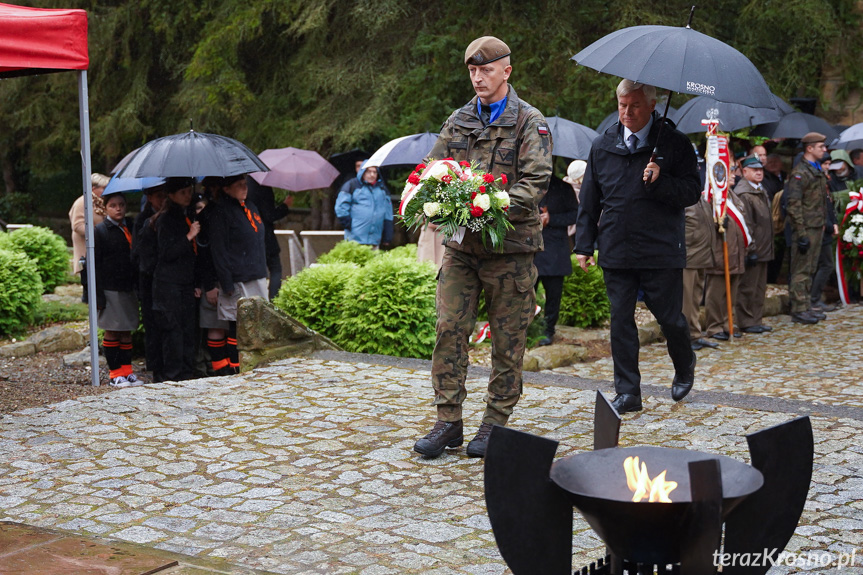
[554,304,863,409]
[1,346,862,574]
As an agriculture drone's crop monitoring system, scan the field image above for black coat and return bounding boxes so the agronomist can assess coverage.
[246,177,289,263]
[154,205,197,288]
[94,216,137,306]
[575,113,701,269]
[534,176,579,276]
[209,196,267,292]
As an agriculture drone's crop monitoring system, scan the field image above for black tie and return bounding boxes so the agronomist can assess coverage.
[627,134,638,153]
[480,104,492,126]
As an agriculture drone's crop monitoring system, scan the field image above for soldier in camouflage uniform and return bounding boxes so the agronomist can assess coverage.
[785,132,829,325]
[413,36,553,459]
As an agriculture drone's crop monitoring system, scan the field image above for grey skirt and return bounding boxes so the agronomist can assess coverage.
[200,294,229,329]
[217,277,268,322]
[97,290,139,331]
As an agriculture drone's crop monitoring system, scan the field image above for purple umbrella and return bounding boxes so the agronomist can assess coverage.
[250,147,340,191]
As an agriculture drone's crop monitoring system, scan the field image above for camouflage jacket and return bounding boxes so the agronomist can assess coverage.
[785,160,827,236]
[428,85,553,254]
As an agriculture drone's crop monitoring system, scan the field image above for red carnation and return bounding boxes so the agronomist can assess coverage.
[442,174,453,184]
[471,205,484,217]
[502,205,509,211]
[483,173,494,183]
[408,172,420,185]
[415,163,426,172]
[444,157,454,161]
[500,174,508,185]
[459,161,471,167]
[471,191,477,200]
[479,185,486,193]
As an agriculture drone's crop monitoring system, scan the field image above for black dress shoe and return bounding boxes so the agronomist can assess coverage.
[537,336,553,347]
[791,312,818,324]
[807,308,827,320]
[691,339,703,351]
[611,393,642,414]
[466,422,494,458]
[709,331,730,341]
[811,302,837,312]
[414,420,464,458]
[733,330,743,338]
[694,337,720,349]
[672,352,696,402]
[742,325,772,334]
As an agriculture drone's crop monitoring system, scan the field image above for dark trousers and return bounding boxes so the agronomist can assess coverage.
[267,250,283,300]
[602,267,692,396]
[139,273,163,380]
[810,234,834,305]
[536,275,564,336]
[153,283,196,382]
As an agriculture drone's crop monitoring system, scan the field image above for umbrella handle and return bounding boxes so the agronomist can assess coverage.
[644,90,674,187]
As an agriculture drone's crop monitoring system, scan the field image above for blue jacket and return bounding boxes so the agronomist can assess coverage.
[334,166,393,246]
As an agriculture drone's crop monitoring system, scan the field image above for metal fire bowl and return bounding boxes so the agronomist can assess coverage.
[550,446,764,565]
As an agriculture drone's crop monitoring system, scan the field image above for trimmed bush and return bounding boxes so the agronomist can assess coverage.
[0,248,44,336]
[558,254,610,328]
[316,240,377,266]
[336,257,437,359]
[0,226,70,292]
[273,263,358,336]
[380,243,417,261]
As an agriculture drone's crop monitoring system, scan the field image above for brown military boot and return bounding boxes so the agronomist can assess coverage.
[413,420,463,459]
[466,422,494,458]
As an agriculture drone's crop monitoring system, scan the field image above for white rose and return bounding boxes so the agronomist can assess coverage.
[494,191,510,207]
[853,214,863,224]
[423,202,441,217]
[473,193,491,211]
[843,229,855,243]
[426,162,451,181]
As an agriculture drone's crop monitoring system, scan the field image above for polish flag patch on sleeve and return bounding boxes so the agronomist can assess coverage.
[538,125,549,135]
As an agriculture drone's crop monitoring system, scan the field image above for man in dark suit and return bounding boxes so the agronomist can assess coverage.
[574,79,701,414]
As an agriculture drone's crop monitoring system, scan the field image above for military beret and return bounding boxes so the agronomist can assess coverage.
[465,36,511,66]
[741,156,763,169]
[800,132,826,144]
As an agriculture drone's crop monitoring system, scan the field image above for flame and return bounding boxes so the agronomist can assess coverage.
[623,456,678,503]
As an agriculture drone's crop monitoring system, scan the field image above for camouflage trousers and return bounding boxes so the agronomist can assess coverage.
[789,228,822,313]
[431,248,537,425]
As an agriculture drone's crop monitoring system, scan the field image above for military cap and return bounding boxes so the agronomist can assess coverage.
[800,132,826,144]
[741,156,763,169]
[465,36,511,66]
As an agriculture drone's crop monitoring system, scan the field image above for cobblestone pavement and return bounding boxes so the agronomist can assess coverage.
[1,314,862,573]
[554,304,863,409]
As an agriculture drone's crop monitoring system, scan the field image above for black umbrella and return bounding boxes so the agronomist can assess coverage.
[572,9,774,109]
[329,148,370,176]
[545,116,599,160]
[115,130,268,179]
[749,112,839,142]
[833,122,863,151]
[364,132,438,169]
[670,95,784,134]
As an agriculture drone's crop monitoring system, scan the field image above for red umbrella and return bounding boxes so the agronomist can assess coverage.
[250,147,340,191]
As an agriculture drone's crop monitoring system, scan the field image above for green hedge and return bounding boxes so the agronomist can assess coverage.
[273,263,358,336]
[0,248,44,336]
[316,240,377,266]
[336,256,437,359]
[558,254,610,328]
[0,226,70,293]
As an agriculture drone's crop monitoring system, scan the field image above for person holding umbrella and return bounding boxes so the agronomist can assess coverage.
[574,79,701,414]
[334,163,394,248]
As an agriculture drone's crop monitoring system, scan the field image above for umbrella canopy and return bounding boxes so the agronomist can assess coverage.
[111,147,140,175]
[115,130,268,179]
[103,174,165,196]
[329,148,371,176]
[572,23,774,108]
[249,147,340,191]
[831,123,863,151]
[749,112,839,142]
[365,132,439,168]
[545,116,599,160]
[670,95,783,134]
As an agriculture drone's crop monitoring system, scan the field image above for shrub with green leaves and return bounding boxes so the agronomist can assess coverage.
[559,254,610,328]
[273,263,358,336]
[0,226,70,293]
[0,248,44,336]
[380,243,417,261]
[336,257,437,359]
[316,240,377,266]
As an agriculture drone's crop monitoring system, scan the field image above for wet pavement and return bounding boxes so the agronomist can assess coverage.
[1,306,862,574]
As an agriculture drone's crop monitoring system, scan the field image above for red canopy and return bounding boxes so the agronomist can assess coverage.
[0,2,88,78]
